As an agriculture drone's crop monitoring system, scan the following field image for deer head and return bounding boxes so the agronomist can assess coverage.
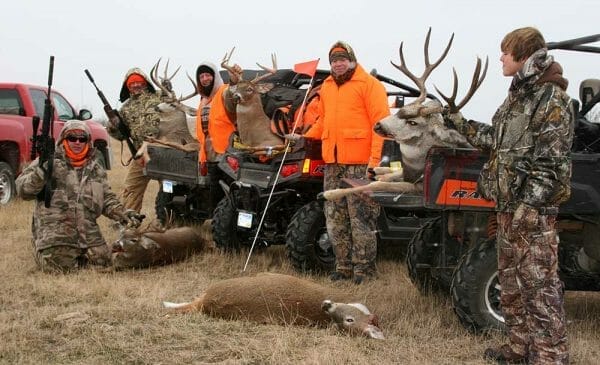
[374,28,487,182]
[220,48,284,148]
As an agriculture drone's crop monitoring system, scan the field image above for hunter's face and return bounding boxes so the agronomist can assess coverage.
[331,58,351,77]
[65,134,89,154]
[198,72,214,87]
[500,51,526,77]
[128,81,147,96]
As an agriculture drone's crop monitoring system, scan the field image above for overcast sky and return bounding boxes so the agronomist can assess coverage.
[1,0,598,123]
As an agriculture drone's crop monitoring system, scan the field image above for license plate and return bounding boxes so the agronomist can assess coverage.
[237,211,253,229]
[162,180,174,193]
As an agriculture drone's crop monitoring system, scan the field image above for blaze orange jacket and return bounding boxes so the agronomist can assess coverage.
[196,84,236,163]
[304,64,389,165]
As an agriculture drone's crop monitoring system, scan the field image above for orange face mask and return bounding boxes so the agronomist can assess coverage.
[62,139,90,167]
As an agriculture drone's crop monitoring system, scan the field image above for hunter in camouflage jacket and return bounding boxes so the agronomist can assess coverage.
[456,48,574,212]
[108,67,161,149]
[16,121,130,252]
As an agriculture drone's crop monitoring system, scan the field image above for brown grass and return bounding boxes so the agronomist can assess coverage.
[1,141,599,364]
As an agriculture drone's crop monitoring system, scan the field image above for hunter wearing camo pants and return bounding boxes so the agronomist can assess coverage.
[446,27,573,364]
[108,68,162,212]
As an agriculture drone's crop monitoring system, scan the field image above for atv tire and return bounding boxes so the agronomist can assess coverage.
[211,197,244,252]
[286,201,334,273]
[451,238,505,334]
[406,217,455,294]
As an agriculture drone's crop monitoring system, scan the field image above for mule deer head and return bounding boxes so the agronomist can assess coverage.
[220,47,284,148]
[374,28,486,183]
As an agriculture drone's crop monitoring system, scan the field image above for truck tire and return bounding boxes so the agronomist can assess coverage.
[211,197,243,252]
[286,201,334,273]
[0,162,16,205]
[451,238,505,334]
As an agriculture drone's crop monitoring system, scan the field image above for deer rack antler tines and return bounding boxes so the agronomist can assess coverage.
[434,56,489,113]
[391,27,454,118]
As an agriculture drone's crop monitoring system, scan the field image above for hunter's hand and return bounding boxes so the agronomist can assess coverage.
[442,107,466,131]
[108,116,120,128]
[121,209,145,228]
[511,203,539,232]
[284,133,303,146]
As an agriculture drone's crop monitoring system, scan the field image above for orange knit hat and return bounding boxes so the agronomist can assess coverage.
[126,73,146,88]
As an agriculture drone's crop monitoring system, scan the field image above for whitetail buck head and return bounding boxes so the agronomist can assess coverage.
[220,47,285,148]
[374,28,487,183]
[112,222,206,269]
[135,59,201,161]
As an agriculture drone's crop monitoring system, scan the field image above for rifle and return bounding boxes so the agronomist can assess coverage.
[84,69,138,161]
[31,56,56,207]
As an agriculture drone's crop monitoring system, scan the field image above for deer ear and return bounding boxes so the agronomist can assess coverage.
[257,83,274,93]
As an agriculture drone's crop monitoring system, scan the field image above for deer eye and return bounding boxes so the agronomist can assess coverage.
[406,119,418,126]
[345,316,355,323]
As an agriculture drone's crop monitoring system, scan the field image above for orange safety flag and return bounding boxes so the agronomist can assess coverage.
[293,59,320,77]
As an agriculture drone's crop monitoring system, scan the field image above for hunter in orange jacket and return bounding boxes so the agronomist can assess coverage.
[304,62,389,167]
[195,63,236,164]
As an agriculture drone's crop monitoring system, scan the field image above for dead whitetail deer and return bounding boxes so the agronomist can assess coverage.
[112,219,209,269]
[162,272,384,339]
[135,59,200,162]
[220,47,287,153]
[323,28,488,201]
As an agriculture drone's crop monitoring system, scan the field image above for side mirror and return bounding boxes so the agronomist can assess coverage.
[78,109,93,121]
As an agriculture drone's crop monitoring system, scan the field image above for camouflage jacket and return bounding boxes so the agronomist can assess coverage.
[15,146,127,251]
[461,50,573,212]
[108,90,162,149]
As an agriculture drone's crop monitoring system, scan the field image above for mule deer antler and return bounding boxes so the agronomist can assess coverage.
[252,53,277,84]
[391,27,454,118]
[151,58,175,99]
[434,56,489,113]
[177,72,198,102]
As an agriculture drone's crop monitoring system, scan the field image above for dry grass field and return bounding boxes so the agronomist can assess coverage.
[1,141,599,364]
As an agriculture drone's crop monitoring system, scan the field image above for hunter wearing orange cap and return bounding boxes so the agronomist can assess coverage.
[302,41,390,284]
[107,67,161,212]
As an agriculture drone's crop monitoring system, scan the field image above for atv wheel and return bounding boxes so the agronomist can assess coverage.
[211,197,244,252]
[155,190,174,225]
[0,162,16,205]
[451,238,505,333]
[286,201,334,273]
[406,217,456,294]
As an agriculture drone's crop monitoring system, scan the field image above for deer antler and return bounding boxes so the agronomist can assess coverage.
[391,28,453,117]
[252,53,277,84]
[178,72,198,102]
[434,56,489,113]
[221,47,243,84]
[151,58,175,100]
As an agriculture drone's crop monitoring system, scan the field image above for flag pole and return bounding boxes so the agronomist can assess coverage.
[242,59,320,273]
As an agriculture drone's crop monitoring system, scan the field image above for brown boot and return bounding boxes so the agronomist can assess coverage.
[483,344,527,364]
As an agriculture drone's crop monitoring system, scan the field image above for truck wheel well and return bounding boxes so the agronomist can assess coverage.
[0,142,19,175]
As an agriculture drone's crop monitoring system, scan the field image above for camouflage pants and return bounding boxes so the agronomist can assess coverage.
[324,163,380,276]
[121,158,150,212]
[34,244,111,273]
[497,212,568,365]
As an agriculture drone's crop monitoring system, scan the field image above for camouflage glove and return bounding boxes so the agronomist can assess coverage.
[442,107,466,131]
[122,209,145,229]
[511,203,539,232]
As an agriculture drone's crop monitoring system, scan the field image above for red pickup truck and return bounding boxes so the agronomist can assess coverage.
[0,83,112,205]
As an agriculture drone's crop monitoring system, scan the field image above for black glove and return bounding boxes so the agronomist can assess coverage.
[316,192,325,202]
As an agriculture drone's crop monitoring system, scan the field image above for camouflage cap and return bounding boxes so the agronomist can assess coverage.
[57,120,91,145]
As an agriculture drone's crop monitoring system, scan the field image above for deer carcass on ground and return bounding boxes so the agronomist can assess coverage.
[136,59,200,162]
[323,28,487,201]
[162,272,384,339]
[220,48,287,151]
[112,221,209,269]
